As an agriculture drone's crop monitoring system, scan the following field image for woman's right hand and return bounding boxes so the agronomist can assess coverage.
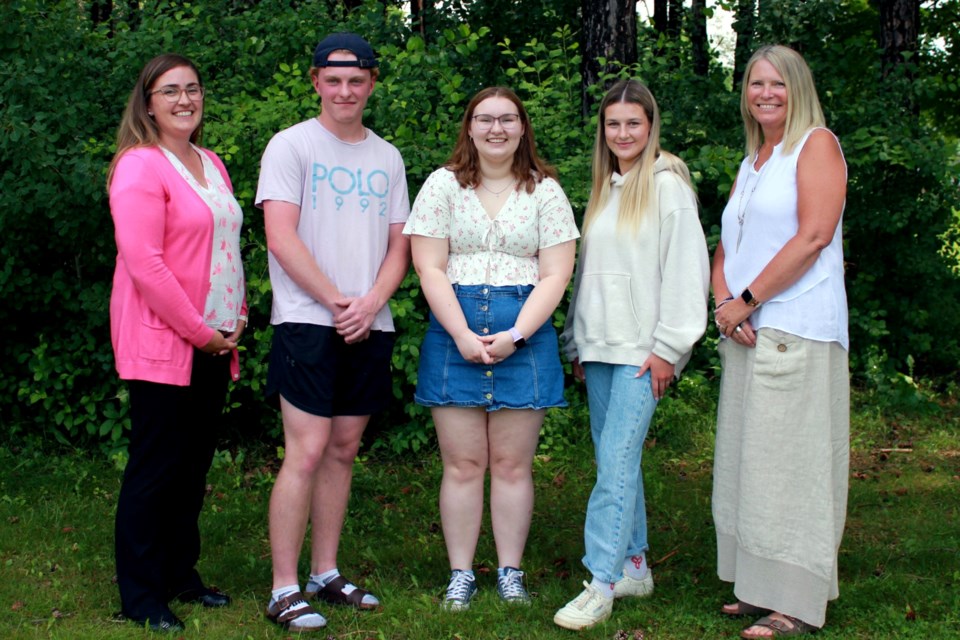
[572,357,585,382]
[454,331,493,364]
[200,331,236,356]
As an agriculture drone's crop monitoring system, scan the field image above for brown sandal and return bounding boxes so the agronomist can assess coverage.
[722,601,774,617]
[308,575,380,610]
[265,592,327,632]
[740,613,818,638]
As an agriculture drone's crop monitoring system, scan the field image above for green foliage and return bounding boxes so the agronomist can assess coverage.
[2,0,958,455]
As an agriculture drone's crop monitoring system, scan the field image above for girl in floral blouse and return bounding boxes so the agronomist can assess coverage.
[404,86,578,611]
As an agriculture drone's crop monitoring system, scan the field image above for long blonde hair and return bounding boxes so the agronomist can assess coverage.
[107,54,204,188]
[582,79,691,235]
[741,45,825,156]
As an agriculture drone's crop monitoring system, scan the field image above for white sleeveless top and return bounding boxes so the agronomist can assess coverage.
[720,128,849,350]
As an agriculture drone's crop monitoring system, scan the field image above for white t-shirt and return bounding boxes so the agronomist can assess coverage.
[403,168,579,286]
[256,119,410,331]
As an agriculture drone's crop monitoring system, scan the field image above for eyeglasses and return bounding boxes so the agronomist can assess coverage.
[472,114,521,129]
[150,84,205,103]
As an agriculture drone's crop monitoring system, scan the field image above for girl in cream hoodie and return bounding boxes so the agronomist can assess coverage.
[554,79,709,631]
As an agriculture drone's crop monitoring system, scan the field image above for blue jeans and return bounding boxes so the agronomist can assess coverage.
[581,363,658,583]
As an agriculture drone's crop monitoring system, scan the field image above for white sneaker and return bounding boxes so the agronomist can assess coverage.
[613,569,654,599]
[553,581,613,630]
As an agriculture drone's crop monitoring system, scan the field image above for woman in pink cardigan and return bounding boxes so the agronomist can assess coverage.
[108,54,246,632]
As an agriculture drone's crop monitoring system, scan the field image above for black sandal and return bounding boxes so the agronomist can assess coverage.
[721,601,774,617]
[740,613,818,638]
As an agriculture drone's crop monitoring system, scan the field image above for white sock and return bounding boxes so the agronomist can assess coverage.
[623,553,649,579]
[272,584,301,602]
[589,577,615,600]
[309,568,340,588]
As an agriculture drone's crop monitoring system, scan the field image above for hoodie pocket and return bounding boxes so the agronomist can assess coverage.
[579,272,642,345]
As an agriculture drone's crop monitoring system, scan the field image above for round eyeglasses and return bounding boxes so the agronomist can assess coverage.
[150,84,205,103]
[472,114,521,129]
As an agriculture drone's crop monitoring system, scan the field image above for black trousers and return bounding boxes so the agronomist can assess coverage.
[115,350,230,619]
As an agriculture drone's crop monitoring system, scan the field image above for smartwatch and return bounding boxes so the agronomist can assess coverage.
[741,288,762,308]
[508,326,527,349]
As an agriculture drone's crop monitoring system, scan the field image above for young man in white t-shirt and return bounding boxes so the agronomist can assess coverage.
[255,32,410,632]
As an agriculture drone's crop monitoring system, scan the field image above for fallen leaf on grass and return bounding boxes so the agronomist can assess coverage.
[11,601,24,611]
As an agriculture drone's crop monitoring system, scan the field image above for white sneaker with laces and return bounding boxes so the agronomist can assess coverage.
[613,569,654,599]
[553,581,614,630]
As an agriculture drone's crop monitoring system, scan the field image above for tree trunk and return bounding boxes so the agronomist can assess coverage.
[580,0,638,118]
[732,0,757,86]
[410,0,432,41]
[667,0,682,38]
[653,0,667,34]
[691,0,708,77]
[879,0,919,78]
[91,0,113,36]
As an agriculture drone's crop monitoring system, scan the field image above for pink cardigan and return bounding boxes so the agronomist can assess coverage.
[109,146,246,386]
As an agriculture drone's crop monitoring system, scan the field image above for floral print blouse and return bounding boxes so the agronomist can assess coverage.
[404,168,579,286]
[161,145,245,331]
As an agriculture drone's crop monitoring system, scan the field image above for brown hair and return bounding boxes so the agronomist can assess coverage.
[107,54,203,187]
[445,86,557,194]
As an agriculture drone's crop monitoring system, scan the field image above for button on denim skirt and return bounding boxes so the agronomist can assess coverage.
[415,284,567,411]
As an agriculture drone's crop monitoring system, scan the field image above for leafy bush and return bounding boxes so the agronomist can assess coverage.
[2,0,958,454]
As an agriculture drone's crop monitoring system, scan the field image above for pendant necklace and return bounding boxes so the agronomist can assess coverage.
[479,179,515,197]
[735,153,770,252]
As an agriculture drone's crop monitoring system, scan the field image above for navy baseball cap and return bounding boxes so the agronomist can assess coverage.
[313,32,378,68]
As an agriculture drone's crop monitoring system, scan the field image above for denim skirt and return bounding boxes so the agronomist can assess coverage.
[415,284,567,411]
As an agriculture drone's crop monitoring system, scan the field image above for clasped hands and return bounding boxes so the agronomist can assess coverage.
[713,299,757,348]
[455,330,517,365]
[333,293,380,343]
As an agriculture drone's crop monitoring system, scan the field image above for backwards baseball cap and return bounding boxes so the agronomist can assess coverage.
[313,32,379,69]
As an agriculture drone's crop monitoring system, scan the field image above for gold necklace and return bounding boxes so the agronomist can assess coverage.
[479,179,515,196]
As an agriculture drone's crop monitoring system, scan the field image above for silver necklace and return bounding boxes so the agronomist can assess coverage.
[735,155,770,252]
[479,180,514,196]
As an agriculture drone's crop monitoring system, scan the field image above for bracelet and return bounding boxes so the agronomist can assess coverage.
[714,297,734,312]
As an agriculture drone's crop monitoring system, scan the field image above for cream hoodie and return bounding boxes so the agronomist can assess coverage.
[561,155,710,375]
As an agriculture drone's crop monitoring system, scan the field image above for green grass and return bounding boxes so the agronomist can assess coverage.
[1,391,958,639]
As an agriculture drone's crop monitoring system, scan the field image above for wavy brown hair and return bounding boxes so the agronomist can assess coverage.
[445,86,557,194]
[107,54,204,187]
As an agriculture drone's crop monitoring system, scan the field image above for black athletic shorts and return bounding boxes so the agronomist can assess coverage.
[265,323,395,418]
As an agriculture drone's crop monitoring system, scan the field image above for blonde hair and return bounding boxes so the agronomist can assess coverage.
[107,54,203,188]
[582,79,692,235]
[741,44,825,156]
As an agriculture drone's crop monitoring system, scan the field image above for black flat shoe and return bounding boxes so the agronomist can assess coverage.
[175,586,231,608]
[118,608,185,633]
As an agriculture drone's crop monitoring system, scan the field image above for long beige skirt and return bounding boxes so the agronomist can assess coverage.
[712,328,849,628]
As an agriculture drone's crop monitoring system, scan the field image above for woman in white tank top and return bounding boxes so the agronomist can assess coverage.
[710,45,850,637]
